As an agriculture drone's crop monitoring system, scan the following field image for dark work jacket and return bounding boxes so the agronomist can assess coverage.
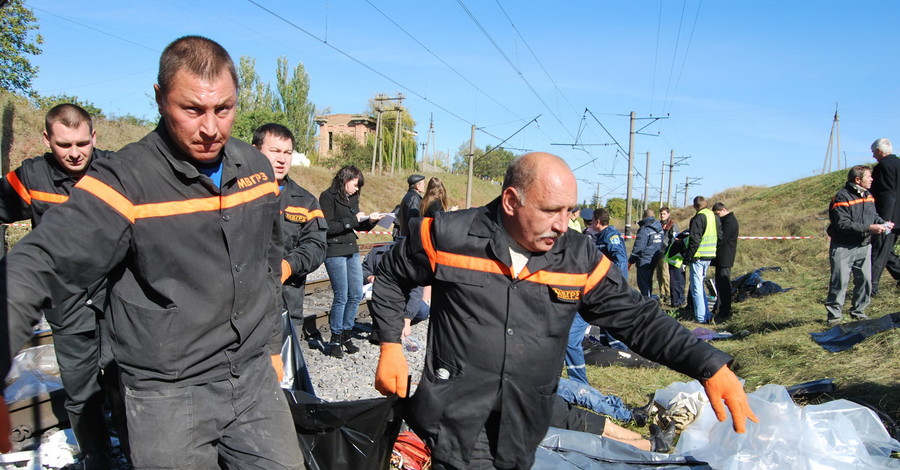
[319,186,377,257]
[0,149,112,334]
[872,154,900,234]
[628,217,663,267]
[396,188,422,238]
[591,225,628,277]
[279,176,327,317]
[827,182,884,247]
[371,197,732,469]
[0,122,284,390]
[714,212,739,268]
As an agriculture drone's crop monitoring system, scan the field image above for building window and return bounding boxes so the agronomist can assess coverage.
[328,131,333,151]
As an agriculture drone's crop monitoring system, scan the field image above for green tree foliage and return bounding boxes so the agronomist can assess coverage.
[35,93,105,118]
[320,133,373,170]
[276,58,317,156]
[0,0,43,98]
[367,95,417,172]
[452,144,516,181]
[606,198,626,219]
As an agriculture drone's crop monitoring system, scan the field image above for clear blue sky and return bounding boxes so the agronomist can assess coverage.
[26,1,900,209]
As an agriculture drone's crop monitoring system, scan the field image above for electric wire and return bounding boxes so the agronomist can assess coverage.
[665,0,703,116]
[661,0,687,116]
[32,7,158,53]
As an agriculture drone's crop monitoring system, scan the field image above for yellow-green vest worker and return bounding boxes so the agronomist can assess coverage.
[687,206,721,261]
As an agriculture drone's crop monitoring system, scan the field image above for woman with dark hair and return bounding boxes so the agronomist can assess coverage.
[319,165,382,358]
[420,176,449,218]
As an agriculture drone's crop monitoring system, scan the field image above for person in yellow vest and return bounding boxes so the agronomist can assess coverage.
[685,196,722,323]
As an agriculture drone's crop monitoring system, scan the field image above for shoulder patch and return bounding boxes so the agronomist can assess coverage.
[551,287,582,301]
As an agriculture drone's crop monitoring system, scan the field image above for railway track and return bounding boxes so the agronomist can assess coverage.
[6,241,389,445]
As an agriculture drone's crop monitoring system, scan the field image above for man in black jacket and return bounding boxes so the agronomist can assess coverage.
[825,165,891,325]
[396,173,425,239]
[869,138,900,296]
[371,152,757,469]
[713,202,739,321]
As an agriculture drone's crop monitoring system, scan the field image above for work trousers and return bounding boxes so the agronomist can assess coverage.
[124,354,303,470]
[636,265,655,298]
[871,231,900,293]
[689,260,712,323]
[656,258,671,304]
[564,314,589,385]
[825,244,872,322]
[669,265,686,307]
[714,266,733,318]
[325,252,363,335]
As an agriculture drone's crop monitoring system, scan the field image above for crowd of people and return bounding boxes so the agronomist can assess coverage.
[0,33,894,470]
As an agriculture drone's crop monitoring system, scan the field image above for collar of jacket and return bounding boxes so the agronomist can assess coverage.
[472,197,569,276]
[151,120,244,191]
[43,148,108,184]
[847,181,869,197]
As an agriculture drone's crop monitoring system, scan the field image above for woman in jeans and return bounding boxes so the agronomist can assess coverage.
[319,165,381,358]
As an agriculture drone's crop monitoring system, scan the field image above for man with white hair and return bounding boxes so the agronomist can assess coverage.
[869,138,900,296]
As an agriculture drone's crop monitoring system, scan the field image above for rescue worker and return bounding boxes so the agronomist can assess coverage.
[587,208,628,277]
[0,36,303,469]
[655,207,682,308]
[685,196,722,324]
[252,123,327,338]
[0,104,126,469]
[628,209,664,298]
[396,173,425,239]
[371,152,757,470]
[712,202,739,321]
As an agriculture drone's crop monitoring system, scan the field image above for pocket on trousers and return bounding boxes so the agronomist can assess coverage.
[125,387,195,469]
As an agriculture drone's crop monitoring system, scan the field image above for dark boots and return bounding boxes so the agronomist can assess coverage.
[328,333,344,359]
[649,421,677,453]
[629,395,656,427]
[342,331,360,354]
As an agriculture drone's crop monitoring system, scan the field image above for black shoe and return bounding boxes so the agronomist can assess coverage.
[342,331,360,354]
[630,395,655,427]
[649,421,676,453]
[328,333,344,358]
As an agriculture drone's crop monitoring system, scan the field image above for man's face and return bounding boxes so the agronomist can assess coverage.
[857,170,873,190]
[502,170,577,252]
[660,209,670,221]
[155,69,237,163]
[256,134,292,182]
[872,148,886,162]
[44,121,95,176]
[415,180,425,193]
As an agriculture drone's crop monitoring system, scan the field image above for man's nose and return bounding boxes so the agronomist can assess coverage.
[198,113,217,138]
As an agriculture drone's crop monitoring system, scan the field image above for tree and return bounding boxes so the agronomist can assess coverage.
[0,0,43,98]
[321,133,373,169]
[606,198,626,219]
[367,95,417,172]
[276,58,317,156]
[35,93,105,118]
[451,143,515,181]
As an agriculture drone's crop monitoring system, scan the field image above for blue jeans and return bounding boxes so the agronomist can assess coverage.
[325,253,363,335]
[690,259,712,323]
[565,314,589,385]
[556,377,632,422]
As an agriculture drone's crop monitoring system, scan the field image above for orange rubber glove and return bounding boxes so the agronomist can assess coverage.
[280,260,292,284]
[270,353,284,384]
[374,342,408,398]
[702,364,758,433]
[0,397,10,453]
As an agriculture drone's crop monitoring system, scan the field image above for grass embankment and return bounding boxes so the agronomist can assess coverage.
[592,170,900,435]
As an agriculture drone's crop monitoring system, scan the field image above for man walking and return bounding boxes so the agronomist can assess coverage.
[825,166,891,325]
[685,196,721,324]
[712,202,739,321]
[869,138,900,296]
[371,152,756,470]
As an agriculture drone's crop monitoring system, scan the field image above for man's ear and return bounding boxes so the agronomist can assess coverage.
[42,131,50,149]
[501,187,518,217]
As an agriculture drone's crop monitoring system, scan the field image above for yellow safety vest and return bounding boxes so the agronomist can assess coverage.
[696,208,717,259]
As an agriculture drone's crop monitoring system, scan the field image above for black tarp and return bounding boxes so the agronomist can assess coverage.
[810,313,900,352]
[732,267,793,302]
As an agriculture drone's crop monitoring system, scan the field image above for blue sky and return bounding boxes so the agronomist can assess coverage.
[26,1,900,209]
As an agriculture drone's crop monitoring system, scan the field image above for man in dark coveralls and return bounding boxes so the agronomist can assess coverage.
[370,152,758,469]
[0,104,126,468]
[396,173,425,239]
[0,36,303,469]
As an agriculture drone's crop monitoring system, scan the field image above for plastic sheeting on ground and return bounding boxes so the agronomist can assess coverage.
[534,427,711,469]
[4,344,63,403]
[662,381,900,469]
[810,313,900,352]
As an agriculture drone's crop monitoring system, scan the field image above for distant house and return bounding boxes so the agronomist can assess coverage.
[315,114,376,158]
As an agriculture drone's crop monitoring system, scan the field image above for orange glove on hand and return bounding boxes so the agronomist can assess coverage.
[270,353,285,384]
[0,397,11,453]
[280,260,292,284]
[375,342,408,398]
[702,364,758,433]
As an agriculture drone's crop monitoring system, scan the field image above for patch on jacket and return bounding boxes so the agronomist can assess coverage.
[236,171,269,189]
[551,287,581,301]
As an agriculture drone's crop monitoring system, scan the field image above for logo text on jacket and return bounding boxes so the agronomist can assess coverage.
[237,172,269,189]
[552,287,581,301]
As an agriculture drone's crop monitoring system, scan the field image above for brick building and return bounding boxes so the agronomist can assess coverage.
[314,114,376,158]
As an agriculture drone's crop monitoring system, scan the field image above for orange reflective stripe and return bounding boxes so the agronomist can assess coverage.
[434,250,512,277]
[29,190,68,204]
[307,209,324,219]
[76,176,136,223]
[522,269,587,287]
[5,171,31,205]
[831,196,875,209]
[420,217,437,271]
[583,255,611,295]
[284,206,324,219]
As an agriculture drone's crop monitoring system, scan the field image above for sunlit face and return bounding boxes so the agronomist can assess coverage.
[660,209,670,221]
[344,177,360,196]
[256,134,293,182]
[154,69,237,163]
[502,167,577,252]
[44,121,95,177]
[857,170,873,190]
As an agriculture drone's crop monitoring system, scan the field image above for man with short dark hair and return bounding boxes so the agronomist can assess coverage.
[629,208,663,297]
[396,173,425,239]
[371,152,757,469]
[0,36,303,469]
[685,196,722,324]
[869,138,900,295]
[252,123,327,338]
[825,165,891,325]
[0,104,125,468]
[712,202,739,321]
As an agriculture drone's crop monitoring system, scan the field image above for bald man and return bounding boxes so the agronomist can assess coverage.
[371,152,757,469]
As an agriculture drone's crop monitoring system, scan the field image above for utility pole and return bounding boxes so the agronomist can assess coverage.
[658,161,665,208]
[466,125,475,208]
[822,103,841,175]
[683,176,702,207]
[370,102,383,174]
[373,93,404,174]
[391,96,404,176]
[641,151,650,213]
[625,112,636,235]
[666,150,689,207]
[424,114,436,168]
